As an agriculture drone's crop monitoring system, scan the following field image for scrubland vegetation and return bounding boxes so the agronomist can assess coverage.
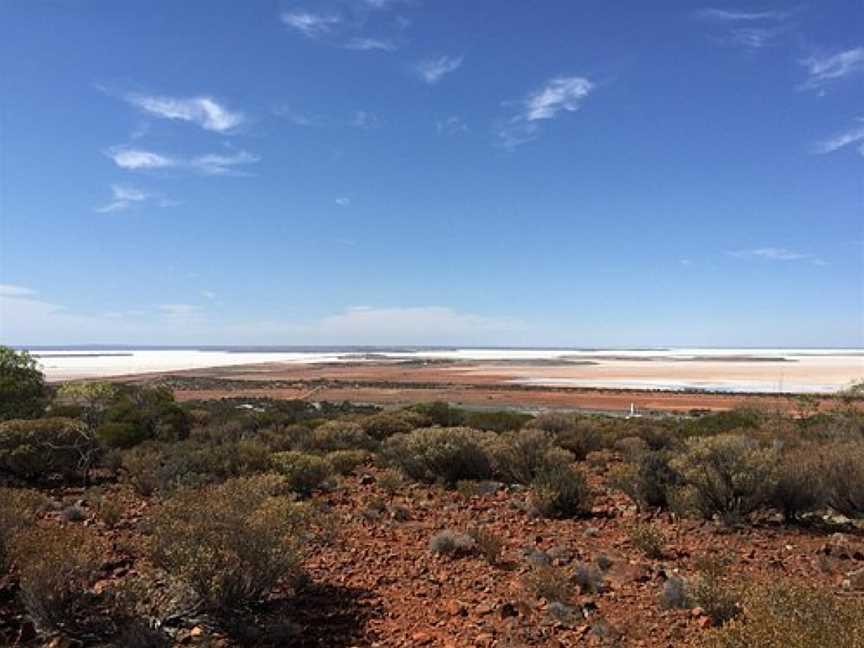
[1,346,864,646]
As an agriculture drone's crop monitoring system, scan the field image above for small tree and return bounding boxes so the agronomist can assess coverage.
[0,346,48,420]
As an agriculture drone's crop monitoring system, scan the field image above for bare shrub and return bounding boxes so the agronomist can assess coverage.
[149,475,310,611]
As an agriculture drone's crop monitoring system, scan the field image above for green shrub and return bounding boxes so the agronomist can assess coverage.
[258,424,312,452]
[527,412,602,459]
[96,421,149,449]
[325,449,370,475]
[463,409,532,433]
[771,447,825,522]
[381,427,497,485]
[0,417,98,480]
[410,401,466,427]
[12,524,103,635]
[304,421,376,452]
[360,410,426,440]
[487,428,557,484]
[0,487,45,572]
[628,523,665,559]
[819,442,864,518]
[530,462,592,518]
[608,450,679,511]
[0,347,48,421]
[150,475,309,611]
[701,581,864,647]
[272,451,332,496]
[670,434,778,523]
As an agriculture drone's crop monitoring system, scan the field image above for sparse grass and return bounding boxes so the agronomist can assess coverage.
[467,526,504,565]
[523,564,573,604]
[376,468,404,495]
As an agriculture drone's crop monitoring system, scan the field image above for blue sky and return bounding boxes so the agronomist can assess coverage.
[0,0,862,347]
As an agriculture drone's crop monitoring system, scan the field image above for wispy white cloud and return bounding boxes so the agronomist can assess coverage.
[695,8,788,22]
[496,76,594,149]
[0,284,35,297]
[280,10,342,37]
[351,110,381,129]
[728,247,826,265]
[345,37,397,51]
[96,184,150,213]
[159,303,203,317]
[695,7,790,51]
[106,148,177,170]
[800,47,864,90]
[415,55,463,84]
[814,118,864,154]
[437,115,469,135]
[106,147,259,176]
[125,94,244,133]
[335,197,351,206]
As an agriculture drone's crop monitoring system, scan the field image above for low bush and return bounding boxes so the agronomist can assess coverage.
[466,526,504,565]
[304,421,376,453]
[690,556,740,625]
[530,461,592,518]
[608,450,679,511]
[428,530,476,557]
[463,409,532,433]
[325,449,370,475]
[701,581,864,647]
[381,427,497,485]
[527,412,602,459]
[360,410,426,440]
[0,487,45,572]
[149,475,310,611]
[0,417,98,481]
[819,442,864,518]
[12,524,103,635]
[272,451,333,496]
[670,435,778,524]
[96,421,148,449]
[409,401,466,427]
[628,523,665,559]
[523,565,573,604]
[771,447,825,522]
[487,428,557,484]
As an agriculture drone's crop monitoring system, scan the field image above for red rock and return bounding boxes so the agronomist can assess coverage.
[411,631,433,645]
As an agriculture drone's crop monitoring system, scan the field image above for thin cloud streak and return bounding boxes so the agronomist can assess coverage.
[106,147,260,176]
[814,119,864,154]
[345,37,397,51]
[728,247,827,265]
[280,10,342,37]
[125,94,244,132]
